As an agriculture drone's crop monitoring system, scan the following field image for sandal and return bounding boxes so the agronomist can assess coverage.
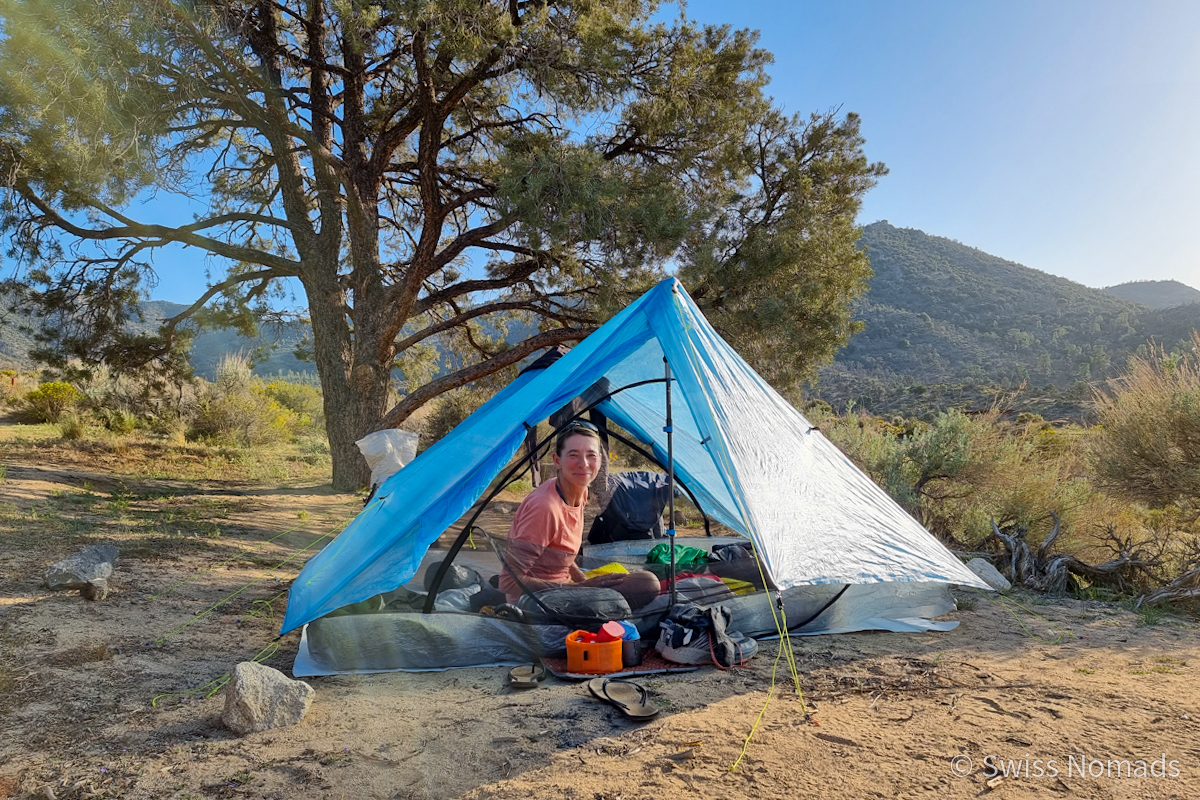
[587,677,659,721]
[508,663,546,689]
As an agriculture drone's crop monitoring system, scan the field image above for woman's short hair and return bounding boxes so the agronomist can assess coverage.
[555,419,603,455]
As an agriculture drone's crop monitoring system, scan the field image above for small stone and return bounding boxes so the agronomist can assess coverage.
[39,785,57,800]
[44,545,118,592]
[966,558,1011,593]
[80,579,109,601]
[221,662,314,735]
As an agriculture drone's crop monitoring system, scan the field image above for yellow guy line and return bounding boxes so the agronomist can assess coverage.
[148,495,362,601]
[154,523,341,644]
[150,640,280,707]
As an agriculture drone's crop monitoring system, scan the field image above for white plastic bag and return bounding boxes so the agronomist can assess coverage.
[355,429,420,488]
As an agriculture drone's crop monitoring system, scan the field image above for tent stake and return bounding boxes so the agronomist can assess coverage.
[665,357,677,608]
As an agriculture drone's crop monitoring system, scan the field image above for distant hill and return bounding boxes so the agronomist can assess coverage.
[0,297,315,379]
[814,223,1200,420]
[0,295,37,370]
[141,301,314,378]
[1104,280,1200,309]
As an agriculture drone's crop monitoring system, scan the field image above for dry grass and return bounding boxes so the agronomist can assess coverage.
[0,422,331,485]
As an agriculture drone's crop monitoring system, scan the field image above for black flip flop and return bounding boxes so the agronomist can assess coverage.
[508,663,546,688]
[587,677,659,721]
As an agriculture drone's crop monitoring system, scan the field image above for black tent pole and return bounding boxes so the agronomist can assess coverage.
[664,357,677,608]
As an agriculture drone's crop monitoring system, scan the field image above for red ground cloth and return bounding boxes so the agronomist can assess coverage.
[542,649,699,680]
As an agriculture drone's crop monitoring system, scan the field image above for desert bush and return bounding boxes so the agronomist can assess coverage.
[186,354,298,446]
[99,408,138,434]
[57,412,85,440]
[24,381,80,422]
[76,363,193,425]
[1090,334,1200,514]
[819,405,1104,549]
[263,380,324,430]
[423,386,487,446]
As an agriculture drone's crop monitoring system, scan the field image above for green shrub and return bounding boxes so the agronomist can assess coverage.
[1090,334,1200,513]
[186,355,298,446]
[820,406,1104,549]
[57,412,85,440]
[24,381,81,422]
[100,408,138,434]
[263,380,324,429]
[423,387,487,445]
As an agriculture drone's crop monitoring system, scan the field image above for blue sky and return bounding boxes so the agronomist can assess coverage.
[130,1,1200,301]
[682,0,1200,292]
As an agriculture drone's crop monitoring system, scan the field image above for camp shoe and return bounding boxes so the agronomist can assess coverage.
[508,663,546,689]
[587,677,659,721]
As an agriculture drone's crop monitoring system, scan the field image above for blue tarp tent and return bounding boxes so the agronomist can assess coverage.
[282,278,985,635]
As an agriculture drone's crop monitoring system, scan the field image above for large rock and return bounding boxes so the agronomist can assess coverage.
[222,662,314,735]
[44,545,118,597]
[967,558,1012,593]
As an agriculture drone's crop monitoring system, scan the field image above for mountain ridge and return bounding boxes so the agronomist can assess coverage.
[811,222,1200,419]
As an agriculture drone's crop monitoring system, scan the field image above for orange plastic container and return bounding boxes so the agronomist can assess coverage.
[565,630,623,674]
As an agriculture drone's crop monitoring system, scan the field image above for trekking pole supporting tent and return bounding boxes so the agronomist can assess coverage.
[665,356,677,608]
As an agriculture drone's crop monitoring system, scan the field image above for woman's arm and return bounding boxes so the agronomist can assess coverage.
[504,537,568,594]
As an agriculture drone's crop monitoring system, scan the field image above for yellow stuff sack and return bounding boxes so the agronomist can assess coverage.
[584,562,630,579]
[721,577,756,595]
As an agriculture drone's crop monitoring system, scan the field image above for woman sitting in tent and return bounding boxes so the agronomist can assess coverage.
[499,420,661,609]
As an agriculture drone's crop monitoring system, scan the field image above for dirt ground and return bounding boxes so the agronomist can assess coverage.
[2,455,1199,800]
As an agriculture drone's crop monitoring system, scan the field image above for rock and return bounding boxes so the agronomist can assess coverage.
[967,558,1011,593]
[44,545,118,592]
[221,662,314,735]
[79,579,109,601]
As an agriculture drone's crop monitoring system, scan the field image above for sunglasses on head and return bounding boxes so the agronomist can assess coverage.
[560,419,599,434]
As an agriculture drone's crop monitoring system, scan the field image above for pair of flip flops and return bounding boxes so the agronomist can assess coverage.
[508,663,546,689]
[587,677,659,721]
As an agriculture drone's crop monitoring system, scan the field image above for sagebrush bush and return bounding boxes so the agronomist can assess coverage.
[186,355,298,446]
[819,405,1103,548]
[1091,334,1200,513]
[423,387,486,446]
[24,381,80,422]
[77,363,190,426]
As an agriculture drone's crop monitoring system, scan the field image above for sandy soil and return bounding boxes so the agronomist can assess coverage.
[2,456,1199,800]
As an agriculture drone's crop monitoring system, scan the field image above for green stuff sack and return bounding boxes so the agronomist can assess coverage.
[645,543,709,570]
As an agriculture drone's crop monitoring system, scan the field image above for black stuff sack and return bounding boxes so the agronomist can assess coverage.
[655,602,757,668]
[517,586,631,630]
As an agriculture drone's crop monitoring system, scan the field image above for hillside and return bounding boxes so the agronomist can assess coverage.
[1104,279,1200,308]
[140,301,313,378]
[0,297,314,379]
[7,224,1200,422]
[814,222,1200,419]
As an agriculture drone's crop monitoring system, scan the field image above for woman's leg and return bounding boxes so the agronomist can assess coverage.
[581,570,661,609]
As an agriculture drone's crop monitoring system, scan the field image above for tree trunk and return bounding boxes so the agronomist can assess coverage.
[304,270,388,491]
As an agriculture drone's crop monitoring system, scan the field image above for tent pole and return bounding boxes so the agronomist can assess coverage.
[664,357,677,608]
